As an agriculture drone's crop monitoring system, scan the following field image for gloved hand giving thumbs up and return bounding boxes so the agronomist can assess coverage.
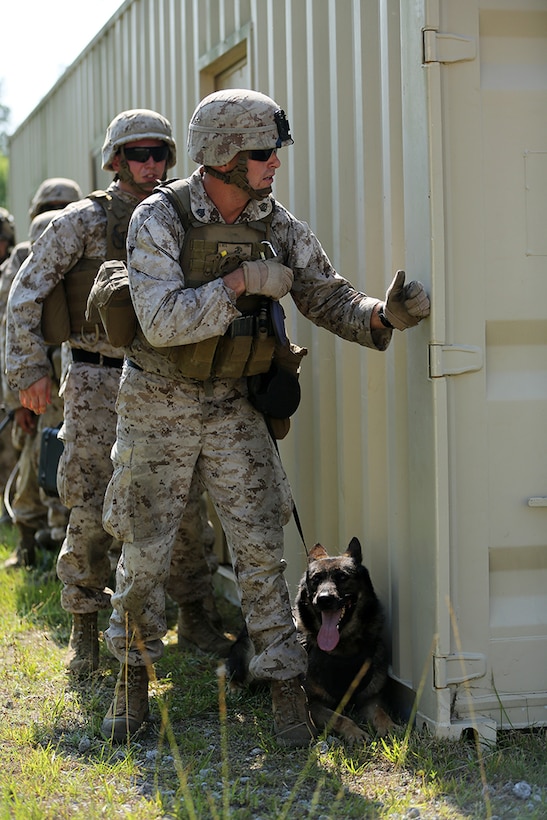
[382,270,430,330]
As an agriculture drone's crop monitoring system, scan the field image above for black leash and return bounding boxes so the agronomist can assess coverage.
[266,417,309,557]
[291,498,308,556]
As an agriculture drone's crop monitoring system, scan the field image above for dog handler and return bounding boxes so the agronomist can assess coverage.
[101,89,430,744]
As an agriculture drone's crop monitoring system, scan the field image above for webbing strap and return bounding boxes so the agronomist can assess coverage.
[266,419,308,556]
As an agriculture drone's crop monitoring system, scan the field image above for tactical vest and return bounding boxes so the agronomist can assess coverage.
[156,179,277,380]
[41,191,134,345]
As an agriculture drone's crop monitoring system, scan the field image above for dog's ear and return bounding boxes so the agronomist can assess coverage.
[309,543,329,562]
[346,537,362,564]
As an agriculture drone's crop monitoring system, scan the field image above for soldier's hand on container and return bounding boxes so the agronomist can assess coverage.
[383,270,430,330]
[241,259,293,300]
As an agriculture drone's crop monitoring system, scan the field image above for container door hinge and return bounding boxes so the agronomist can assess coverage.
[429,344,483,378]
[423,29,476,64]
[434,653,487,689]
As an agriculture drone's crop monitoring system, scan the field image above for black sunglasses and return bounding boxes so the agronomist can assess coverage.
[248,147,277,162]
[123,145,169,163]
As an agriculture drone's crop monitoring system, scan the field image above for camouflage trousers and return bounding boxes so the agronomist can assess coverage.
[56,360,216,616]
[56,361,121,613]
[103,364,307,681]
[0,425,19,501]
[10,391,68,532]
[9,430,47,530]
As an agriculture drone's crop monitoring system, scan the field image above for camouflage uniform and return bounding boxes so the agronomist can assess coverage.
[5,192,127,595]
[0,210,19,503]
[0,251,25,503]
[0,182,82,512]
[102,166,391,679]
[0,212,72,560]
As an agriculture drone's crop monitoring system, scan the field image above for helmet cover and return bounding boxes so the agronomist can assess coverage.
[102,109,177,171]
[29,210,60,244]
[187,89,293,166]
[29,178,83,219]
[0,207,16,247]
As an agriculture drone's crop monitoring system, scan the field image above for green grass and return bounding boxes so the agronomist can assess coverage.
[0,522,545,818]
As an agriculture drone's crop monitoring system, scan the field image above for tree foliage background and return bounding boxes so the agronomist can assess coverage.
[0,82,10,209]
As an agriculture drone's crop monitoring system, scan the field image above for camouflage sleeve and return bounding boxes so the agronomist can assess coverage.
[0,246,30,408]
[5,205,93,391]
[271,207,392,352]
[127,193,241,347]
[0,244,29,325]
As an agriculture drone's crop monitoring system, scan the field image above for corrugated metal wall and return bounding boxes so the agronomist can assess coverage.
[8,0,420,700]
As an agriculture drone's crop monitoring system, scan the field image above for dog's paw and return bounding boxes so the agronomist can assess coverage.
[375,713,397,736]
[370,704,397,736]
[344,724,370,748]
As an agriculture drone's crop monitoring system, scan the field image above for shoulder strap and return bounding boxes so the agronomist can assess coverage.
[88,189,109,203]
[87,189,133,260]
[157,179,194,233]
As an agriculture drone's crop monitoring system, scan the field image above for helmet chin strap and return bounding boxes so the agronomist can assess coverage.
[204,153,271,201]
[117,152,167,195]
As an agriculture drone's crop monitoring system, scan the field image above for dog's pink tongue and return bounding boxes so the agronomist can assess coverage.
[318,611,340,652]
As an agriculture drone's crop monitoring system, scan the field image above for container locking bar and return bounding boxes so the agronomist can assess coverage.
[423,30,476,64]
[434,653,487,689]
[429,344,483,378]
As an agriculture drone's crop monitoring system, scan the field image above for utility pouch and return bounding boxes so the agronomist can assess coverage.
[42,258,104,344]
[166,301,276,380]
[245,334,276,377]
[167,337,219,380]
[86,260,138,347]
[38,425,64,497]
[213,334,254,378]
[41,281,71,345]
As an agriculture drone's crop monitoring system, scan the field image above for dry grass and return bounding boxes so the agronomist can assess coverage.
[0,524,545,819]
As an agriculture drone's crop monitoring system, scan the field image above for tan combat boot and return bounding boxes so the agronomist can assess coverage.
[67,613,99,676]
[177,600,233,658]
[101,664,150,742]
[271,678,316,747]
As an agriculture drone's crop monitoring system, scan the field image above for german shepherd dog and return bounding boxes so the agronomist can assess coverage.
[226,537,395,744]
[294,537,395,744]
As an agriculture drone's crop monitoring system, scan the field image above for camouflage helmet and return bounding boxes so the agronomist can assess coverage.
[29,210,60,245]
[187,89,293,166]
[102,109,177,171]
[0,207,16,248]
[29,178,83,219]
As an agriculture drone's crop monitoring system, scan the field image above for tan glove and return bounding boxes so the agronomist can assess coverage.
[241,259,293,300]
[383,270,430,330]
